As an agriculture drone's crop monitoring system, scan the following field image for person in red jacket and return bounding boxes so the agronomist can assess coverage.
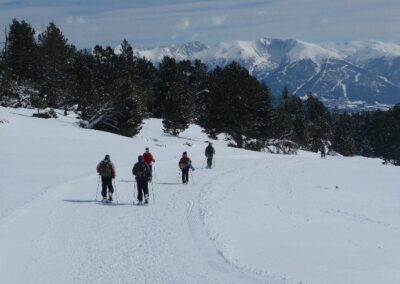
[143,147,155,179]
[96,154,116,201]
[178,151,192,184]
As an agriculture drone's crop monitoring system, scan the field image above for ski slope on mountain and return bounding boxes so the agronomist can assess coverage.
[0,107,399,284]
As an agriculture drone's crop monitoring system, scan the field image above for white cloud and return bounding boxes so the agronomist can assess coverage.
[321,17,329,25]
[191,33,200,40]
[76,16,86,24]
[66,16,86,25]
[1,0,399,48]
[175,17,190,30]
[211,14,228,26]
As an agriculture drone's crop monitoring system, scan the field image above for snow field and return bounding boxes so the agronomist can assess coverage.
[0,107,399,284]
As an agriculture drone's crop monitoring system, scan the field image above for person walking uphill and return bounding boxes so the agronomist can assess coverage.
[205,142,215,168]
[132,155,152,205]
[179,152,192,184]
[96,154,116,202]
[143,147,155,179]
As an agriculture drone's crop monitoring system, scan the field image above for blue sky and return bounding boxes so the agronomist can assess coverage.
[0,0,399,48]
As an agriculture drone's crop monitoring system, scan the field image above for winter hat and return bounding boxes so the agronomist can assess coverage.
[145,147,149,151]
[183,151,187,156]
[138,155,144,162]
[104,154,110,161]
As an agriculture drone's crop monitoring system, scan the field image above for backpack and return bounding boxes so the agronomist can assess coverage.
[99,161,112,177]
[136,162,148,178]
[206,146,214,156]
[180,159,190,169]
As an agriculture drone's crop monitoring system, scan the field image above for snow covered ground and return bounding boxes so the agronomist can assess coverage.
[0,107,399,284]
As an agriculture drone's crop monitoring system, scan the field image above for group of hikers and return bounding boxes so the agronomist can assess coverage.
[96,143,215,205]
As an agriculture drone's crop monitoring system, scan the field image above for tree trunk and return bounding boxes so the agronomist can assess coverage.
[232,133,243,148]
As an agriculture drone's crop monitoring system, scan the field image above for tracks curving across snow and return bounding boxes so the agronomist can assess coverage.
[0,157,277,284]
[185,164,278,284]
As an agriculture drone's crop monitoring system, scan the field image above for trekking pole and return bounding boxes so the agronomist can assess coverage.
[190,170,195,184]
[202,158,206,168]
[133,182,137,204]
[113,179,119,204]
[96,175,100,201]
[177,169,181,184]
[151,181,155,204]
[153,165,156,180]
[213,157,216,169]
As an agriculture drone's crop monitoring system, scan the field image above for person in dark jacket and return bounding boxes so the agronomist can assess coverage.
[205,142,215,168]
[320,143,326,159]
[132,155,152,204]
[96,154,116,201]
[178,152,192,184]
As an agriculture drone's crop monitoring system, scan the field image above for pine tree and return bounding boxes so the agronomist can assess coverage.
[134,57,157,117]
[0,19,39,105]
[37,22,76,108]
[162,78,191,135]
[161,59,193,135]
[330,112,356,156]
[2,19,38,82]
[108,78,144,136]
[72,49,97,119]
[389,105,400,165]
[200,62,272,148]
[190,59,209,122]
[155,56,178,118]
[304,94,330,151]
[82,40,146,137]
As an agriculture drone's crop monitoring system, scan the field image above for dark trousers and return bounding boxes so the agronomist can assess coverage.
[182,168,189,184]
[206,156,213,168]
[136,178,149,202]
[321,152,326,159]
[101,176,114,197]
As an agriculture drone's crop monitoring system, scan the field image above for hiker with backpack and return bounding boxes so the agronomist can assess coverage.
[132,155,152,204]
[96,154,116,202]
[143,147,155,179]
[178,152,192,184]
[205,142,215,168]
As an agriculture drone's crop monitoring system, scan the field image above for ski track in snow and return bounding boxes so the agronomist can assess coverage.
[185,166,280,284]
[0,158,277,284]
[197,157,309,283]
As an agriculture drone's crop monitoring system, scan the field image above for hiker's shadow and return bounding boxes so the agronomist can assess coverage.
[63,199,98,203]
[63,199,132,206]
[154,182,181,185]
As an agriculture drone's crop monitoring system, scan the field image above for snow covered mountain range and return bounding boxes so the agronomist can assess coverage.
[131,38,400,110]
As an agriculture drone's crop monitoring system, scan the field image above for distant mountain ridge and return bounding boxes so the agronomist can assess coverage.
[127,38,400,110]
